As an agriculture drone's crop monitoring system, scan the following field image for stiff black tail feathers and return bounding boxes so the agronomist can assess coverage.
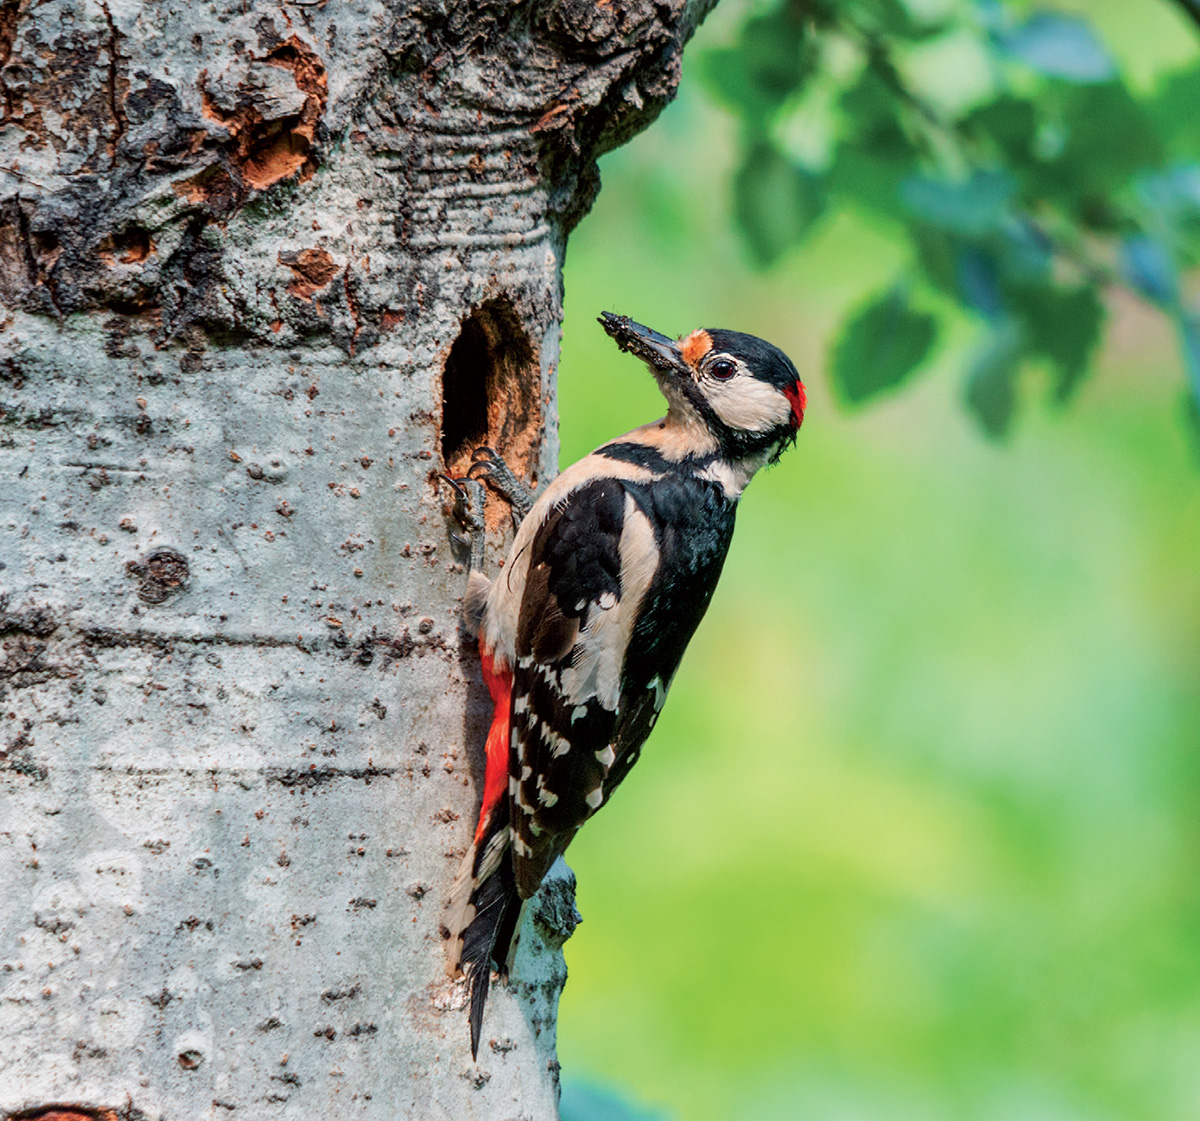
[456,849,528,1060]
[459,848,522,1059]
[445,803,528,1059]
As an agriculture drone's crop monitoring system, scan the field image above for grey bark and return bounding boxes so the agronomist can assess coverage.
[0,2,714,1118]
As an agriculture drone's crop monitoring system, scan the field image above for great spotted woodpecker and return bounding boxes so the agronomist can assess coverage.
[443,312,806,1056]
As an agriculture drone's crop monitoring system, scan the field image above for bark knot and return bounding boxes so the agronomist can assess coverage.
[124,548,189,605]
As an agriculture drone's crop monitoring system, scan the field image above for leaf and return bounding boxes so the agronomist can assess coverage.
[999,14,1115,84]
[829,69,921,215]
[900,170,1015,236]
[964,320,1026,438]
[993,218,1054,286]
[851,0,947,40]
[699,6,811,125]
[1031,83,1163,208]
[1012,284,1105,402]
[911,220,1051,312]
[831,284,939,405]
[740,8,811,101]
[1149,67,1200,158]
[957,246,1003,320]
[733,141,825,267]
[1120,236,1178,306]
[966,96,1038,165]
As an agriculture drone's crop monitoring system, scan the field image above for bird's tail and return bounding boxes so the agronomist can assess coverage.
[444,805,527,1057]
[443,641,524,1058]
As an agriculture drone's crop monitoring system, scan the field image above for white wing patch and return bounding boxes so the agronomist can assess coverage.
[536,774,559,807]
[538,720,571,758]
[480,453,663,666]
[559,493,660,711]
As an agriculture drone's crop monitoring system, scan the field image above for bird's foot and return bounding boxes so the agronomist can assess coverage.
[439,473,488,573]
[468,447,536,525]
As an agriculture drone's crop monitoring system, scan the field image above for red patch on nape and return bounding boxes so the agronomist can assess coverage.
[679,329,713,367]
[784,379,807,430]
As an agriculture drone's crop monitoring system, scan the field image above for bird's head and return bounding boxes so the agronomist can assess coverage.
[598,311,806,467]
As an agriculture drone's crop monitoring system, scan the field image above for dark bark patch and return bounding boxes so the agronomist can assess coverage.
[0,599,57,638]
[124,548,189,604]
[96,226,153,266]
[440,298,542,513]
[0,200,58,308]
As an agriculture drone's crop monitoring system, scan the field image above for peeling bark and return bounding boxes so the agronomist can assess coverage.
[0,1,715,1117]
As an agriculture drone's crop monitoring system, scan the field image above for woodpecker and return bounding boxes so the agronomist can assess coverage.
[443,312,806,1057]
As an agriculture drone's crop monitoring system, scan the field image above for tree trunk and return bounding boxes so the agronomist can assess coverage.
[0,2,713,1117]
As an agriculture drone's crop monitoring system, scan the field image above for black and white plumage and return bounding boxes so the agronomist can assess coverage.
[444,313,806,1056]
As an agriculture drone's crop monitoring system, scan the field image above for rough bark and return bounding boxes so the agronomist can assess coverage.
[0,2,715,1117]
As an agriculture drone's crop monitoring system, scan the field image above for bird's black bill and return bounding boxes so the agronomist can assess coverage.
[598,311,686,374]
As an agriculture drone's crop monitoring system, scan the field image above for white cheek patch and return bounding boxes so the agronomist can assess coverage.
[705,377,792,433]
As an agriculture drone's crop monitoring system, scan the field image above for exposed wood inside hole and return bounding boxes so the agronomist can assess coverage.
[441,298,541,528]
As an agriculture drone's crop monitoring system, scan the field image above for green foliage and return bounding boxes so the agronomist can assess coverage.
[963,318,1025,437]
[699,0,1200,439]
[733,141,825,265]
[832,283,938,403]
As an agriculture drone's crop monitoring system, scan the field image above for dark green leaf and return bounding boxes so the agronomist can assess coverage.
[699,46,762,119]
[831,284,938,405]
[999,15,1115,84]
[966,96,1039,166]
[1148,67,1200,157]
[829,70,921,215]
[839,67,914,155]
[911,225,963,300]
[733,141,825,267]
[1011,284,1105,402]
[699,6,811,126]
[1030,83,1163,208]
[740,9,811,101]
[852,0,947,40]
[964,321,1026,438]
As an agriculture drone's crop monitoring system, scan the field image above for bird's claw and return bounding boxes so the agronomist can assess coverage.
[439,473,487,570]
[466,446,535,523]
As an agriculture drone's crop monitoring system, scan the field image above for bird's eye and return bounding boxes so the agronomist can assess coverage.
[710,359,737,381]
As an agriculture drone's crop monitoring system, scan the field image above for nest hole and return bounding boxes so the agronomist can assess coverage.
[441,298,541,491]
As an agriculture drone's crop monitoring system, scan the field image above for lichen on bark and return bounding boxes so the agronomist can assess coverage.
[0,1,716,1117]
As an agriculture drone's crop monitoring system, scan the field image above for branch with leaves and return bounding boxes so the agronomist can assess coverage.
[702,0,1200,442]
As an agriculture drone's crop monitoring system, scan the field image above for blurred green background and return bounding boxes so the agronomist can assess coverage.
[553,2,1200,1119]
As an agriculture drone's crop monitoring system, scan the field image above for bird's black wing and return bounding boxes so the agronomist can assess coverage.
[509,476,635,897]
